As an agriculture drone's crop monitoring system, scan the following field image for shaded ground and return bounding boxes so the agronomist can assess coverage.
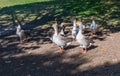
[0,28,120,76]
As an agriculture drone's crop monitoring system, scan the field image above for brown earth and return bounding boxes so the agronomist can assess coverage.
[0,29,120,76]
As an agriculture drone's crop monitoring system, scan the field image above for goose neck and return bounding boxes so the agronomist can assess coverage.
[53,24,59,35]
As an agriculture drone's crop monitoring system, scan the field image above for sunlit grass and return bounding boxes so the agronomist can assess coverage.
[0,0,119,29]
[0,0,52,8]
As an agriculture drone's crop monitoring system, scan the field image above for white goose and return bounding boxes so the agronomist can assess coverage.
[52,20,72,53]
[72,19,79,39]
[76,21,92,54]
[90,16,97,35]
[16,24,29,43]
[60,22,65,36]
[79,18,86,31]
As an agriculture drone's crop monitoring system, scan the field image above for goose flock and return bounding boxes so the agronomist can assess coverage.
[16,16,98,54]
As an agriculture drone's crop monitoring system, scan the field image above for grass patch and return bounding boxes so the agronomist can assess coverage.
[0,0,119,29]
[0,0,51,8]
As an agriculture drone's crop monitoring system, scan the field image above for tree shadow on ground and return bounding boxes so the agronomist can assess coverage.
[88,45,98,51]
[0,34,41,57]
[65,45,79,50]
[92,36,106,41]
[72,62,120,76]
[0,49,119,76]
[109,25,120,33]
[0,48,89,76]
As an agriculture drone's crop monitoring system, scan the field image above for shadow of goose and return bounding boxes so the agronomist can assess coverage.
[87,45,98,51]
[65,45,79,50]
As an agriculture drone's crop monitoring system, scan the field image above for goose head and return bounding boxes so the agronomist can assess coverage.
[90,16,97,30]
[60,24,65,36]
[90,16,95,21]
[78,17,83,22]
[16,24,21,33]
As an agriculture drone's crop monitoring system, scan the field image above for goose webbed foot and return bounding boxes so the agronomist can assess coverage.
[20,40,23,44]
[82,48,87,54]
[59,48,64,54]
[91,30,96,36]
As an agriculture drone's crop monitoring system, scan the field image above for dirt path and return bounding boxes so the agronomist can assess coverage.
[0,31,120,76]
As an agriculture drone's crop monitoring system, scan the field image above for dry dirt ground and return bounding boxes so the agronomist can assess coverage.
[0,29,120,76]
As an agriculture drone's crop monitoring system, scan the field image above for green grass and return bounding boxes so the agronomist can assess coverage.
[0,0,51,8]
[0,0,119,29]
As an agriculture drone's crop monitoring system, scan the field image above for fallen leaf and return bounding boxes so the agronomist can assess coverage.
[101,61,105,65]
[100,47,105,51]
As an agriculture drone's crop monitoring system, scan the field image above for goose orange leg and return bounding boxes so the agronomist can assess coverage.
[59,48,64,54]
[22,34,28,42]
[25,34,29,41]
[82,48,87,54]
[19,36,24,44]
[91,30,96,36]
[20,40,23,44]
